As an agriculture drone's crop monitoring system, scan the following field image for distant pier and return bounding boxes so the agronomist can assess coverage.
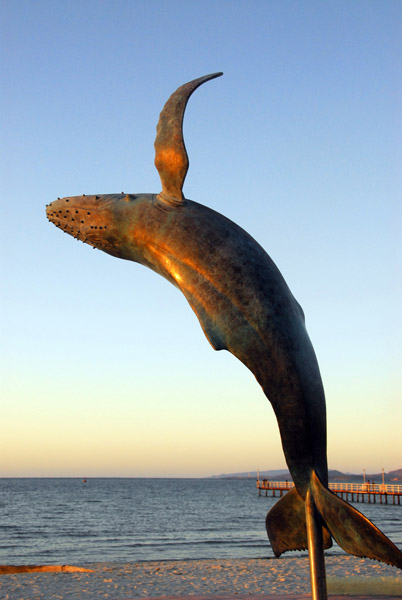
[256,479,402,504]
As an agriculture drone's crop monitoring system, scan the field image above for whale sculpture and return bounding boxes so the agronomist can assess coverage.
[46,73,402,599]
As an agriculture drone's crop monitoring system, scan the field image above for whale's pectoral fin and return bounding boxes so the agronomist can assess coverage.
[311,472,402,568]
[154,72,223,206]
[266,486,332,557]
[184,296,228,351]
[196,313,227,351]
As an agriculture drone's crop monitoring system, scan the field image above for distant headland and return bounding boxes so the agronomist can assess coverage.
[211,468,402,483]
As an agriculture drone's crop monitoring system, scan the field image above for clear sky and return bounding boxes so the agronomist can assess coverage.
[1,0,401,477]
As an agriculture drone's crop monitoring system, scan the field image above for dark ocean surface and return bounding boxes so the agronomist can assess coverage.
[0,478,401,565]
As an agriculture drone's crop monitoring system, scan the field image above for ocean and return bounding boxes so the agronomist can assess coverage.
[0,478,401,565]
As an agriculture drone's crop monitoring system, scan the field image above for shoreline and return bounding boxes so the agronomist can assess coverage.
[0,556,401,599]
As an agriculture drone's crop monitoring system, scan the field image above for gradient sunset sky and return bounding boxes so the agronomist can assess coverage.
[1,0,401,477]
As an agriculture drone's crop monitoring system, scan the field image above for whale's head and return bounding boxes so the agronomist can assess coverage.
[46,193,155,261]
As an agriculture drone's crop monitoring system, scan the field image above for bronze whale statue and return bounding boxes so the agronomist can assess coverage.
[46,73,402,597]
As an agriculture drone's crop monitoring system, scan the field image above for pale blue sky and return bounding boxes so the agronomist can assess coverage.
[1,0,401,476]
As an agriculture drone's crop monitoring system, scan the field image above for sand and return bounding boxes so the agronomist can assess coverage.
[0,556,401,599]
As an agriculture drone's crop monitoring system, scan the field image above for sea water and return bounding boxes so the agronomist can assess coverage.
[0,478,401,565]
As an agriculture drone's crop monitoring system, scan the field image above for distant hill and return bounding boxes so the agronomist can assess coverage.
[388,468,402,482]
[211,468,402,483]
[210,469,289,479]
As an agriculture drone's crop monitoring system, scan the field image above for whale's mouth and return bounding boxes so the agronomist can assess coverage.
[46,195,115,251]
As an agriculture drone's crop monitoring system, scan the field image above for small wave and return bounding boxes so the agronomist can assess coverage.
[59,532,99,538]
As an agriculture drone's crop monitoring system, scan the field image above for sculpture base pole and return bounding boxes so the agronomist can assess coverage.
[306,489,328,600]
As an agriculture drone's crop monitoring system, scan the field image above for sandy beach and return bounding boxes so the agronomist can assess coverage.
[1,556,401,599]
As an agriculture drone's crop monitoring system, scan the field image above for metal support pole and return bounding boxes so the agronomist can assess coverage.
[306,489,328,600]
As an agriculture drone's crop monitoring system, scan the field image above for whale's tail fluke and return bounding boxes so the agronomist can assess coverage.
[266,484,333,557]
[266,471,402,569]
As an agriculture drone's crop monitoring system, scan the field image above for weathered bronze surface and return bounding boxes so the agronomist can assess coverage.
[46,74,402,599]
